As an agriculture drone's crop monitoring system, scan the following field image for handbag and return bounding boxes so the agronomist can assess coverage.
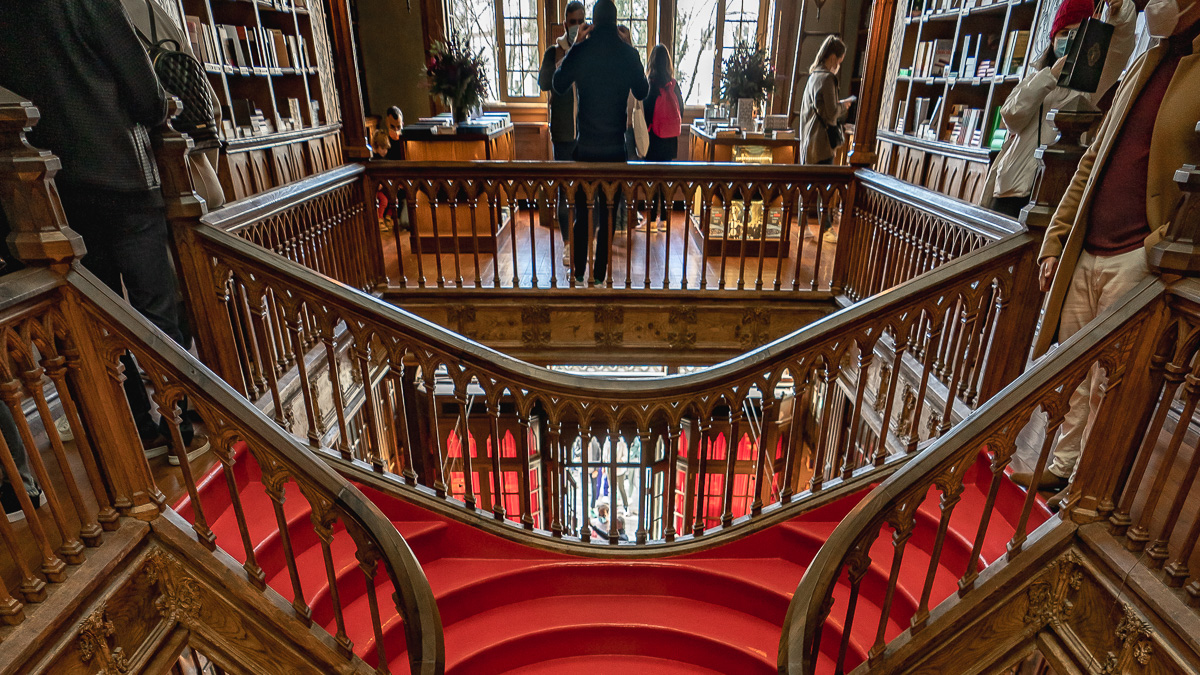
[137,0,219,148]
[826,121,844,150]
[632,100,650,158]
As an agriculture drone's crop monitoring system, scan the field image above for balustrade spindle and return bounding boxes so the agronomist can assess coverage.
[1009,405,1067,558]
[488,399,505,519]
[157,394,216,549]
[1110,351,1178,537]
[691,416,711,535]
[911,480,963,630]
[516,410,534,528]
[836,550,872,674]
[0,428,54,592]
[958,435,1016,594]
[810,366,839,491]
[580,423,592,543]
[47,350,118,529]
[662,424,681,541]
[870,515,914,660]
[722,405,741,526]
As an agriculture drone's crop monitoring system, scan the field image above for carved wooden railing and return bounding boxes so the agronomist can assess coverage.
[778,278,1167,673]
[180,196,1039,546]
[0,101,444,674]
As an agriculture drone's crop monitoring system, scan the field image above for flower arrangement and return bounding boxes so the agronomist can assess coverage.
[719,41,775,108]
[424,32,491,123]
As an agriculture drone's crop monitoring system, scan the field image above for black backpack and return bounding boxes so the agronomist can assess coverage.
[136,0,219,149]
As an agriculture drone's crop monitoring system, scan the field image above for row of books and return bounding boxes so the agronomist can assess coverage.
[1001,30,1031,76]
[184,17,315,75]
[911,39,955,77]
[223,96,318,138]
[945,105,985,146]
[229,0,309,10]
[894,96,943,139]
[908,0,1010,16]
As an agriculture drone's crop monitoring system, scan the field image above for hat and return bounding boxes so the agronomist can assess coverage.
[1051,0,1094,39]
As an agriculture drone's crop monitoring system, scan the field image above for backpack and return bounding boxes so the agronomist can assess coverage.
[136,0,219,149]
[650,81,682,138]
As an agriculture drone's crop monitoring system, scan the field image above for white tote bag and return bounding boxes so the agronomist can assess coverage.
[632,99,650,158]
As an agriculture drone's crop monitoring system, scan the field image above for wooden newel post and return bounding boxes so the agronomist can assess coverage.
[1148,121,1200,275]
[1018,101,1102,233]
[0,101,86,269]
[152,98,249,396]
[848,0,899,166]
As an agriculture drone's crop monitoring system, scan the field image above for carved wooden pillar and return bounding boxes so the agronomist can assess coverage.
[152,101,250,396]
[1148,122,1200,275]
[847,0,899,166]
[327,0,370,160]
[0,101,86,269]
[1019,101,1102,233]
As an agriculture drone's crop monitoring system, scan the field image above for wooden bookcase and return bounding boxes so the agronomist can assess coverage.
[169,0,345,201]
[873,0,1059,204]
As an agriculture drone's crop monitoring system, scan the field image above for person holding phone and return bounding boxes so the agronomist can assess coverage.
[985,0,1135,218]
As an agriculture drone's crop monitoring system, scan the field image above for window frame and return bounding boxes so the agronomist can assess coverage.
[493,0,547,103]
[708,0,776,103]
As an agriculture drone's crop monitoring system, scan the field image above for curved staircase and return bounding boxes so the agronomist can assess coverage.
[175,445,1048,674]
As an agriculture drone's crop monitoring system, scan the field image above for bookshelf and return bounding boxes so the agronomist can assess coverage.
[172,0,344,200]
[874,0,1051,204]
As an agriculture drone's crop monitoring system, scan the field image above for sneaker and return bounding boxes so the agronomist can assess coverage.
[2,483,42,521]
[54,416,74,442]
[1009,470,1070,492]
[142,431,171,460]
[169,431,211,466]
[562,246,571,267]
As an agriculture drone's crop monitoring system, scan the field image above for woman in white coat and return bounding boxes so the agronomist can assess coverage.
[987,0,1135,217]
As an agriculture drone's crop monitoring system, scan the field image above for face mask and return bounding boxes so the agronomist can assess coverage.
[1054,35,1070,58]
[1145,0,1182,37]
[567,24,580,44]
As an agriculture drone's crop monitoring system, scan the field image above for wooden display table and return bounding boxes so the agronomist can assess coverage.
[402,117,515,252]
[688,123,799,164]
[687,123,799,257]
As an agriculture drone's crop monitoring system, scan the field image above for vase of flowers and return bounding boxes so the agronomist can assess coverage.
[424,32,491,125]
[720,41,775,125]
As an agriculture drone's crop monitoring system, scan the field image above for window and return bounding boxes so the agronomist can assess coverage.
[443,0,775,106]
[675,0,776,107]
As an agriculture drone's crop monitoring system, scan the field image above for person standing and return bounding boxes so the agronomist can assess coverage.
[540,1,585,264]
[985,0,1135,218]
[0,0,209,464]
[553,0,649,284]
[642,44,684,231]
[798,36,854,237]
[1013,0,1200,503]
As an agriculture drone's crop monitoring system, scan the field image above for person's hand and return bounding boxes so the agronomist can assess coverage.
[617,25,632,45]
[1039,257,1058,292]
[577,22,594,42]
[1051,55,1068,78]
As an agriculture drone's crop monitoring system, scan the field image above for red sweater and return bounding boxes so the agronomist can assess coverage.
[1085,25,1199,256]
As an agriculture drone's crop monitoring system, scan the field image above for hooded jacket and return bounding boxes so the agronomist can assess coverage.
[988,0,1135,199]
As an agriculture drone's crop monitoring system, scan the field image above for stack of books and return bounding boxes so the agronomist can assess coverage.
[184,17,315,75]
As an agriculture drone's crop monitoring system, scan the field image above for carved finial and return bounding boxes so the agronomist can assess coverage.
[1019,99,1103,233]
[0,100,86,268]
[1148,121,1200,275]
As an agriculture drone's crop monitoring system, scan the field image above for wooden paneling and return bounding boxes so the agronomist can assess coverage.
[513,122,549,161]
[923,153,946,193]
[963,161,989,205]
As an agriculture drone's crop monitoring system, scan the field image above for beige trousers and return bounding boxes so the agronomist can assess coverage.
[1049,248,1152,479]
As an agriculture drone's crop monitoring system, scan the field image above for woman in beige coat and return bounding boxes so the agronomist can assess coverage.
[799,35,854,165]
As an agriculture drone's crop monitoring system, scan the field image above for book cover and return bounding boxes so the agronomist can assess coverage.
[931,39,954,77]
[1057,18,1114,93]
[957,34,973,77]
[1004,30,1030,76]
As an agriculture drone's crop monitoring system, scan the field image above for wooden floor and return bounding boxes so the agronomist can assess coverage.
[382,208,839,291]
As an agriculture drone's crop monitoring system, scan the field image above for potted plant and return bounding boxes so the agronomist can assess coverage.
[719,41,775,129]
[423,32,491,125]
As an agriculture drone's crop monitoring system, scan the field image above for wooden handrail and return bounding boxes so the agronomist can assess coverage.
[777,278,1166,673]
[187,200,1040,548]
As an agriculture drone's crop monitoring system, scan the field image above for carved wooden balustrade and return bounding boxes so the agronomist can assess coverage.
[778,278,1170,674]
[179,195,1039,546]
[0,101,443,674]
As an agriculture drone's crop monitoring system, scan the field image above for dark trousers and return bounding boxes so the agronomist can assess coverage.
[573,145,627,282]
[58,187,193,444]
[553,141,577,241]
[645,134,679,220]
[991,195,1029,219]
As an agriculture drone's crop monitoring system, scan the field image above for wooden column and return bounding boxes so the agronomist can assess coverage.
[328,0,371,160]
[1149,121,1200,275]
[1019,102,1102,233]
[152,101,248,395]
[847,0,899,166]
[0,101,86,269]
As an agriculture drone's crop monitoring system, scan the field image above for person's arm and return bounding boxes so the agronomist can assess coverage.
[538,46,557,92]
[630,50,649,101]
[814,74,840,125]
[643,85,657,124]
[1091,0,1136,103]
[999,67,1057,134]
[87,0,167,127]
[552,42,582,96]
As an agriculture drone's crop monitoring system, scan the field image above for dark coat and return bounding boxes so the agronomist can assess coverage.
[552,25,648,156]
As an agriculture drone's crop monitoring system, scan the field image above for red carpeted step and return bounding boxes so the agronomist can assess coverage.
[503,654,728,674]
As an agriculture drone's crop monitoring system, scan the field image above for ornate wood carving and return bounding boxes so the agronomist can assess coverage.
[594,305,625,347]
[667,306,698,351]
[447,305,477,338]
[520,306,551,348]
[77,606,130,675]
[1100,603,1156,674]
[739,308,771,349]
[143,549,203,628]
[1022,551,1083,634]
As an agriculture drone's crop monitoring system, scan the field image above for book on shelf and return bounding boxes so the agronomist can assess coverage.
[895,100,909,133]
[955,34,972,77]
[931,39,954,76]
[1003,30,1030,76]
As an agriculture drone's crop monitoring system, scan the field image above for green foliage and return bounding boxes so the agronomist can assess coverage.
[719,41,775,107]
[424,32,491,113]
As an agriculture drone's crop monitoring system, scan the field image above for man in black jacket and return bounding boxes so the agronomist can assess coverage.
[0,0,207,462]
[553,0,648,284]
[538,0,585,256]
